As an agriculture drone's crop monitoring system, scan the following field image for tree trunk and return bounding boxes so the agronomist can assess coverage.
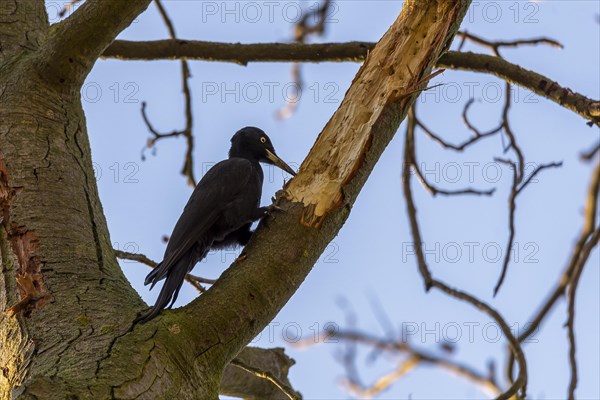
[0,1,471,399]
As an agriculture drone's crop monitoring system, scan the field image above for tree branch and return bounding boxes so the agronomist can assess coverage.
[581,141,600,161]
[492,158,562,295]
[455,31,563,54]
[114,249,215,292]
[102,40,600,125]
[566,160,600,399]
[409,104,497,197]
[506,159,600,391]
[102,40,374,64]
[415,98,503,151]
[222,347,301,400]
[39,0,153,85]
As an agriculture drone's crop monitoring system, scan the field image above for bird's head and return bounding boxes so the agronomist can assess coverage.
[229,127,296,176]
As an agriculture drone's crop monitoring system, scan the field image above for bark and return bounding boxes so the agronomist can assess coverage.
[1,1,471,399]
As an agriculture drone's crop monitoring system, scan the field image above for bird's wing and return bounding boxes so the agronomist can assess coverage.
[145,158,254,286]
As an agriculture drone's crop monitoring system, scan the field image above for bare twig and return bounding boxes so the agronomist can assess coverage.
[342,357,419,399]
[566,160,600,398]
[449,35,568,281]
[278,0,332,119]
[493,159,562,296]
[113,249,158,268]
[402,114,528,399]
[494,158,519,297]
[506,160,600,390]
[462,98,503,137]
[141,0,196,186]
[516,162,564,195]
[506,227,600,384]
[403,112,433,289]
[408,108,496,197]
[581,141,600,161]
[58,0,84,17]
[415,99,502,152]
[470,46,561,296]
[567,229,600,399]
[449,34,568,256]
[567,238,586,399]
[140,102,182,142]
[455,31,563,56]
[499,83,524,176]
[113,249,215,293]
[490,87,523,297]
[415,117,501,151]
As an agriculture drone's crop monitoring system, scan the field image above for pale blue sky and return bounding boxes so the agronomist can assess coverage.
[49,1,600,398]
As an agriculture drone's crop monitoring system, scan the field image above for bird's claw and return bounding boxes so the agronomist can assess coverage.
[261,204,284,228]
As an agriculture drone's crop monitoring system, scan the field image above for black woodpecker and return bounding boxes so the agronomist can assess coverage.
[135,126,295,323]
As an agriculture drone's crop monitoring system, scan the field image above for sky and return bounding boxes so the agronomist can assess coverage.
[47,1,599,399]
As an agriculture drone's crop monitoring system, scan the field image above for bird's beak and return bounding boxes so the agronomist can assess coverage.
[265,149,296,176]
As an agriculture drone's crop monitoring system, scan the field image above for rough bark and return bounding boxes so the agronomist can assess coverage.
[0,1,48,62]
[1,1,153,398]
[1,1,471,399]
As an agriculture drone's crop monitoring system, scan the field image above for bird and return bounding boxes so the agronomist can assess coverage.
[134,127,296,323]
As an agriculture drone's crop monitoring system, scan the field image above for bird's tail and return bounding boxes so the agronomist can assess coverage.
[134,252,194,324]
[144,260,169,288]
[144,262,162,287]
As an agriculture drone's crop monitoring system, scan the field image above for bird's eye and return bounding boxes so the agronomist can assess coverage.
[260,137,266,143]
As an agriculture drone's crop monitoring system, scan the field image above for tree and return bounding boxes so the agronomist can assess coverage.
[1,1,598,399]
